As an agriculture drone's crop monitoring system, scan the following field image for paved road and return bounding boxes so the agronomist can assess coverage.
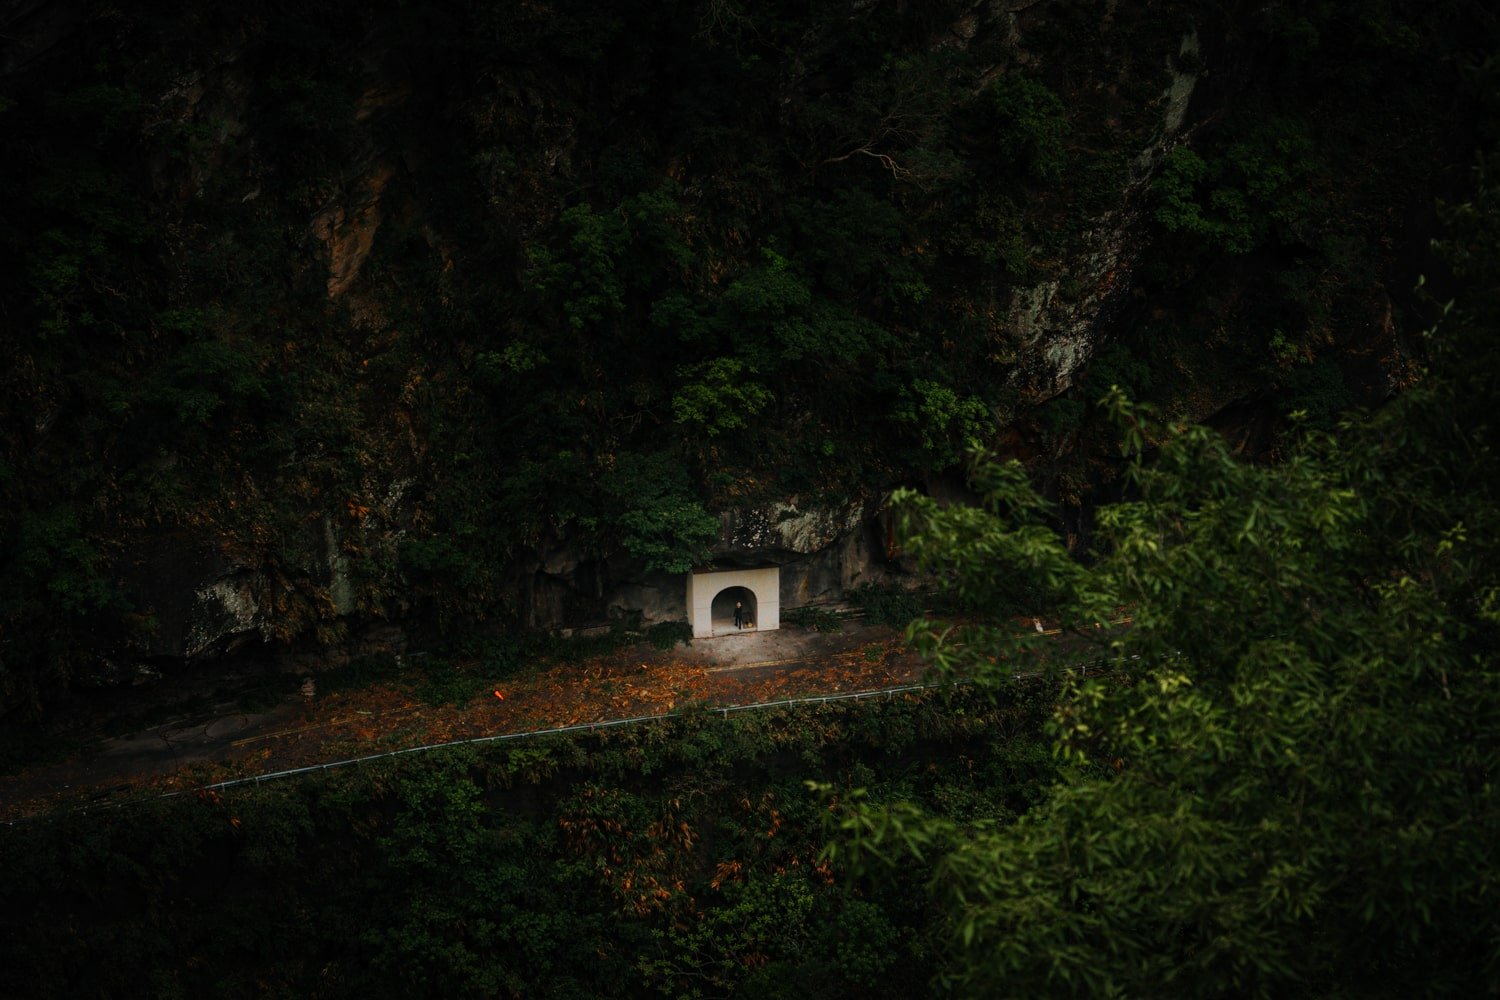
[0,615,1129,821]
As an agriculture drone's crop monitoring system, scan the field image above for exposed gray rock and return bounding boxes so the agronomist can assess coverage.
[716,496,875,558]
[186,571,272,658]
[1007,26,1202,402]
[604,572,691,624]
[323,516,356,617]
[1160,26,1201,137]
[594,498,902,626]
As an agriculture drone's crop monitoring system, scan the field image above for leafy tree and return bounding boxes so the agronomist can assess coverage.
[1152,119,1320,254]
[892,378,990,470]
[827,179,1500,995]
[532,203,629,331]
[988,75,1069,182]
[719,248,816,366]
[1154,146,1255,252]
[597,452,720,573]
[671,356,773,437]
[6,509,122,620]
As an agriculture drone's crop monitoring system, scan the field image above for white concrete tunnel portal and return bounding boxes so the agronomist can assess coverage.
[687,566,780,638]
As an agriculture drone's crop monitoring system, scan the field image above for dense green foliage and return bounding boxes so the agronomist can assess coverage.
[0,692,1059,998]
[827,165,1500,994]
[849,582,925,630]
[783,605,844,632]
[3,2,1499,990]
[2,0,1489,713]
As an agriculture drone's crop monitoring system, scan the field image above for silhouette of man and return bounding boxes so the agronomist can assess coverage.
[734,601,744,629]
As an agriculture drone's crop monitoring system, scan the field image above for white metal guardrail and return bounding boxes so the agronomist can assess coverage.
[2,681,953,824]
[5,617,1137,824]
[200,682,945,792]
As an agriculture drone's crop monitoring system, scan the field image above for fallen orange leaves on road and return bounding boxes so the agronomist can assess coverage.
[0,625,931,821]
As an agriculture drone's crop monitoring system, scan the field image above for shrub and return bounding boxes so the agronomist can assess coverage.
[849,584,922,629]
[989,75,1070,181]
[644,619,693,650]
[784,606,843,632]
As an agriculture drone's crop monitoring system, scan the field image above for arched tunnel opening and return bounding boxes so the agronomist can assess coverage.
[710,586,757,634]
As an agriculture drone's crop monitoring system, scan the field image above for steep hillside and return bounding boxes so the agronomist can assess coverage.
[1,0,1490,714]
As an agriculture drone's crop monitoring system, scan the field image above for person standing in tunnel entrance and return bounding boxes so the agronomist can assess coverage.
[734,601,744,629]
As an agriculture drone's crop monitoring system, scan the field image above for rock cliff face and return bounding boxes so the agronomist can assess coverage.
[0,0,1476,708]
[1006,26,1202,403]
[716,498,869,563]
[512,495,894,630]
